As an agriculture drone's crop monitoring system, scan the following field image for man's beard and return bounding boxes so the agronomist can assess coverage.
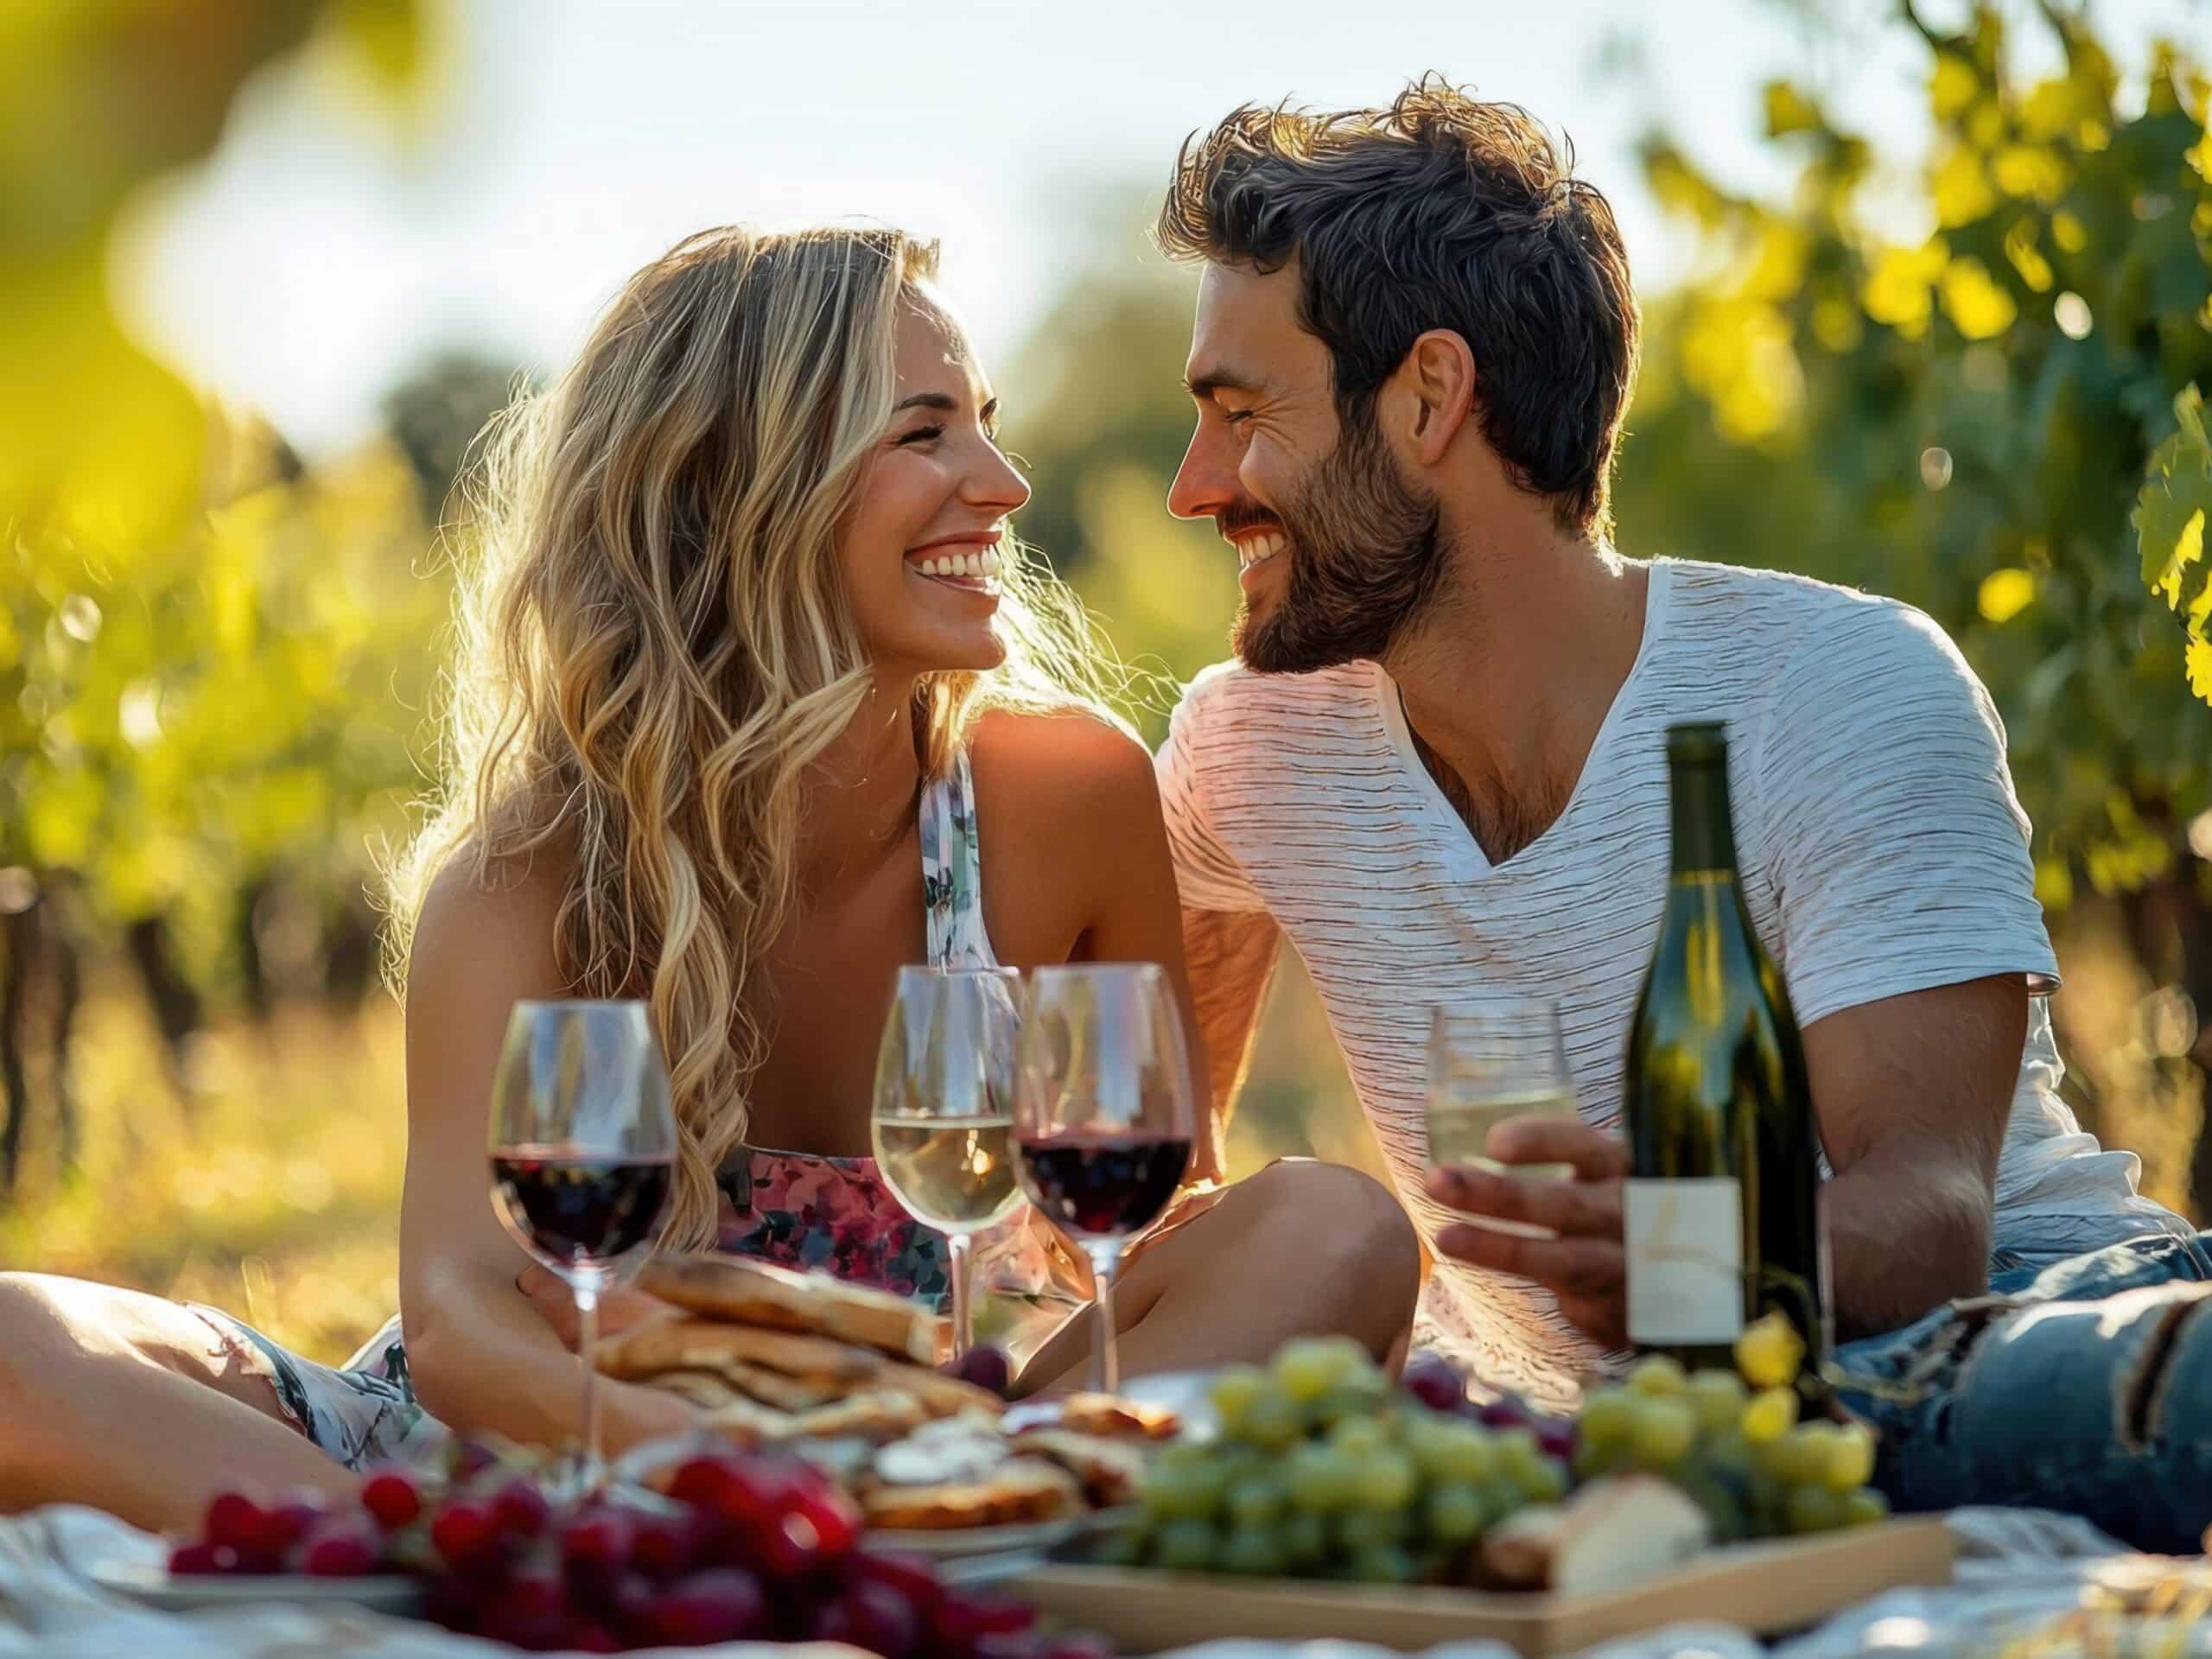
[1234,414,1446,676]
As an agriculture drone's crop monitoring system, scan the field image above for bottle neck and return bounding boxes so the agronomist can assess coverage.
[1669,756,1738,876]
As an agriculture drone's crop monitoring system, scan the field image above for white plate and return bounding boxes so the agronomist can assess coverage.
[87,1560,426,1618]
[868,1505,1136,1561]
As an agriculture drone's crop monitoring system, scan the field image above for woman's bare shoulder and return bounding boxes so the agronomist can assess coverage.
[967,706,1160,832]
[405,835,575,1004]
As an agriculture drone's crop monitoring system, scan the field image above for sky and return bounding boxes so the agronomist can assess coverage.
[118,0,2209,455]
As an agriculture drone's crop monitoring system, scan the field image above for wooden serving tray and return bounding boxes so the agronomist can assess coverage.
[1007,1516,1952,1656]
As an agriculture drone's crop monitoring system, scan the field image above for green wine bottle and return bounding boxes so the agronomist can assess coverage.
[1623,722,1829,1375]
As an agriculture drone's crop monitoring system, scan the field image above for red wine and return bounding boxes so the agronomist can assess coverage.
[490,1146,672,1267]
[1017,1134,1190,1238]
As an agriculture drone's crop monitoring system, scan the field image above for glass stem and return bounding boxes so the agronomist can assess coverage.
[574,1274,603,1491]
[1087,1242,1123,1394]
[947,1231,976,1361]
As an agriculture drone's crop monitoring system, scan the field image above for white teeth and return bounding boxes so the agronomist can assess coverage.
[911,548,1007,582]
[1239,531,1287,570]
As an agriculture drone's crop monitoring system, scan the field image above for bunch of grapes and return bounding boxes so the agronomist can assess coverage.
[1571,1317,1888,1542]
[1101,1337,1572,1586]
[169,1443,1096,1656]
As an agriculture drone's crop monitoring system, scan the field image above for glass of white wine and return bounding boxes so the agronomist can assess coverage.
[1427,1001,1580,1236]
[870,965,1025,1358]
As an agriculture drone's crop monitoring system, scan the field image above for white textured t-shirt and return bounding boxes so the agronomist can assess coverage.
[1158,557,2189,1404]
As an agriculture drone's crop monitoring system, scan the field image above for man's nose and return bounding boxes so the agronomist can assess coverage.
[1167,423,1236,522]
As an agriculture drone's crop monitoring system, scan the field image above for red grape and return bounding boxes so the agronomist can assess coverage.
[490,1479,551,1541]
[561,1617,622,1654]
[168,1542,228,1576]
[629,1511,699,1580]
[1475,1398,1530,1428]
[942,1344,1012,1397]
[202,1491,266,1554]
[429,1498,501,1567]
[359,1469,423,1531]
[302,1528,378,1578]
[607,1569,661,1638]
[1537,1427,1578,1463]
[932,1592,1038,1648]
[1401,1353,1468,1414]
[647,1567,766,1645]
[814,1580,922,1659]
[559,1510,633,1580]
[476,1568,569,1651]
[848,1550,945,1624]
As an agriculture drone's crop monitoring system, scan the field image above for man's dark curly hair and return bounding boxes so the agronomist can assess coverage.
[1158,76,1640,537]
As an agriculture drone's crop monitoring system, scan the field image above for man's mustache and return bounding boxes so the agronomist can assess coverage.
[1217,503,1286,539]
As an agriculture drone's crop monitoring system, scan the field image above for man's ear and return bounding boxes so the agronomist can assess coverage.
[1393,329,1478,467]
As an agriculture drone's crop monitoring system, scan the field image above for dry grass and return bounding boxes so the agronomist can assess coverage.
[0,918,2195,1370]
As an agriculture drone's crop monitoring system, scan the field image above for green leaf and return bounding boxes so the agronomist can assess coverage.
[2133,441,2212,602]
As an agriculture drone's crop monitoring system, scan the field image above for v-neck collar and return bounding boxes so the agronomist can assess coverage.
[1370,559,1674,880]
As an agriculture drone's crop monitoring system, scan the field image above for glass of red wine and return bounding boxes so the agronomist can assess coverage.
[489,999,676,1494]
[1012,962,1194,1393]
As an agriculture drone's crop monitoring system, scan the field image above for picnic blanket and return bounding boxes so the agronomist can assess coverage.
[0,1503,2197,1657]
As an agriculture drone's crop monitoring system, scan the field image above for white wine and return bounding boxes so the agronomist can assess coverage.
[1623,724,1829,1376]
[872,1113,1022,1233]
[1425,1086,1579,1179]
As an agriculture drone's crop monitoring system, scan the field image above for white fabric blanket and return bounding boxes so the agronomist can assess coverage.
[0,1503,2190,1658]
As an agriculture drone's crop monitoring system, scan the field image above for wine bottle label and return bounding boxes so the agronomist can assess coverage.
[1624,1178,1745,1345]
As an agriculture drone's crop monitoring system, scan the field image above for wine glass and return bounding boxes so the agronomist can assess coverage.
[1426,1000,1580,1237]
[1013,963,1195,1393]
[869,965,1025,1361]
[488,1000,676,1493]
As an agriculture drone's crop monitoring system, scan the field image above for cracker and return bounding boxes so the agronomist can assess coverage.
[640,1255,938,1363]
[1007,1428,1147,1507]
[860,1461,1084,1531]
[1057,1392,1182,1441]
[597,1318,884,1387]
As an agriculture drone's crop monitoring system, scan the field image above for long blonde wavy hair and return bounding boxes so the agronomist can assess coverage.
[388,225,1126,1251]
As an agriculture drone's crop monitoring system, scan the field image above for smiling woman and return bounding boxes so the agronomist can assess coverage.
[0,221,1421,1534]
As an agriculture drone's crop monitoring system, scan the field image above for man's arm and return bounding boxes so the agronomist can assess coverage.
[1808,975,2018,1338]
[1184,906,1281,1140]
[1427,974,2024,1347]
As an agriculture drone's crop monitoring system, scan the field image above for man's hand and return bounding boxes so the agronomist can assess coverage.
[518,1264,677,1351]
[1424,1118,1629,1349]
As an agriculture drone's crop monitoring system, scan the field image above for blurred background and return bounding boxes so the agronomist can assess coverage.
[3,0,2209,1362]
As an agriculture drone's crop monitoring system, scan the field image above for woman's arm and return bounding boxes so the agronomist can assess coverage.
[397,854,700,1453]
[980,713,1221,1180]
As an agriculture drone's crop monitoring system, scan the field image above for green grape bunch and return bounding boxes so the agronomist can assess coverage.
[1104,1338,1572,1586]
[1573,1314,1889,1543]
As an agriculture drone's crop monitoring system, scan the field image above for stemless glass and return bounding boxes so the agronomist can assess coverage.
[869,965,1025,1360]
[488,1000,676,1493]
[1426,1001,1581,1236]
[1013,963,1195,1393]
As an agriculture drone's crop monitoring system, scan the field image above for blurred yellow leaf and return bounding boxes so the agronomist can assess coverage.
[1810,297,1862,353]
[1931,54,1980,120]
[2189,630,2212,702]
[1979,568,2038,623]
[1941,257,2018,340]
[2033,857,2075,911]
[1862,241,1948,333]
[1764,81,1823,138]
[1741,220,1809,302]
[1932,148,1997,226]
[1991,144,2068,202]
[1682,300,1802,442]
[2003,219,2054,293]
[327,0,423,90]
[2051,210,2088,252]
